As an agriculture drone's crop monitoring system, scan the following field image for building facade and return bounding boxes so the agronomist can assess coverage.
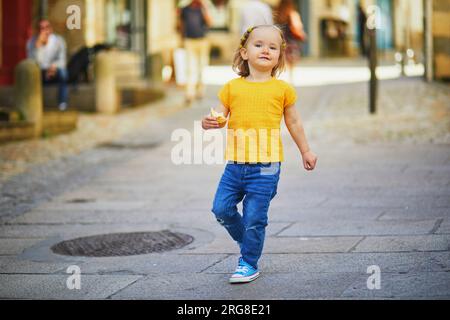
[0,0,179,85]
[0,0,448,85]
[429,0,450,79]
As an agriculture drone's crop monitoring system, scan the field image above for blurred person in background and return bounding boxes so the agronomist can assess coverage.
[240,0,273,34]
[27,19,68,111]
[178,0,213,105]
[357,0,368,57]
[208,0,230,31]
[275,0,307,84]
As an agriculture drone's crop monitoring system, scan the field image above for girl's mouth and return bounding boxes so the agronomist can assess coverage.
[259,57,270,61]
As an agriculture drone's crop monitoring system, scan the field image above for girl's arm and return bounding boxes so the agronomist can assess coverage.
[284,104,318,171]
[202,104,229,130]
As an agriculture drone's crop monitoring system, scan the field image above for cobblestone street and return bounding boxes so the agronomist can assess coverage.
[0,76,449,299]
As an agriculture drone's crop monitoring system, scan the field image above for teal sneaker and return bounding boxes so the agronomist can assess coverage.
[229,257,260,284]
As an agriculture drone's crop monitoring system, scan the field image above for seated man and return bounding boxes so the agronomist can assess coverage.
[27,19,68,111]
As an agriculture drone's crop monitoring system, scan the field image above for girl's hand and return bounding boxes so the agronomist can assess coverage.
[202,116,219,130]
[302,151,318,171]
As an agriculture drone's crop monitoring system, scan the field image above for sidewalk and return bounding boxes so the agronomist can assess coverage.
[0,85,185,183]
[0,76,449,299]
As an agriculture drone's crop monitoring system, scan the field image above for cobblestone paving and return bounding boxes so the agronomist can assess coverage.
[0,87,184,182]
[0,76,449,299]
[303,78,450,145]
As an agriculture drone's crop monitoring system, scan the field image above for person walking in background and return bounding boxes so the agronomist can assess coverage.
[240,0,273,34]
[178,0,213,105]
[27,19,68,111]
[275,0,307,84]
[357,0,368,57]
[201,25,317,284]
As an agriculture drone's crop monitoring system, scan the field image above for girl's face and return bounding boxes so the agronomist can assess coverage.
[240,27,283,74]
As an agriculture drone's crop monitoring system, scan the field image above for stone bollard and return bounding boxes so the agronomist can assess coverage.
[95,52,119,114]
[14,59,43,138]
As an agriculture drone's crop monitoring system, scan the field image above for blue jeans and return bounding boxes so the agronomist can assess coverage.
[211,162,281,269]
[42,68,68,106]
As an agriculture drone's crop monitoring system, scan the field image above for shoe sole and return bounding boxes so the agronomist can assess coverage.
[229,272,260,284]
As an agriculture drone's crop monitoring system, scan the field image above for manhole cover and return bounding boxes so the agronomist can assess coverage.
[50,230,194,257]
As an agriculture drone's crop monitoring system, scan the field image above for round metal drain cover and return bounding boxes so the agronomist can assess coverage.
[51,230,194,257]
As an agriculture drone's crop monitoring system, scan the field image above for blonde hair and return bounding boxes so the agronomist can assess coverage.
[232,25,287,78]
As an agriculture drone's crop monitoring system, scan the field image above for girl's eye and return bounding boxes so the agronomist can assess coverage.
[270,47,277,50]
[255,44,262,47]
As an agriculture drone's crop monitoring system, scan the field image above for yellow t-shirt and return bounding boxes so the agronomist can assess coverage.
[218,77,297,163]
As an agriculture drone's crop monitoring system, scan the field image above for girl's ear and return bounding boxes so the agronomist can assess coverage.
[240,47,248,61]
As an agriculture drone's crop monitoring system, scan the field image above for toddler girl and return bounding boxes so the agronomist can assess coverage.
[202,25,318,284]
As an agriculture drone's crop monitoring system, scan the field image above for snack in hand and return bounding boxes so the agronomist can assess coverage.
[210,108,227,126]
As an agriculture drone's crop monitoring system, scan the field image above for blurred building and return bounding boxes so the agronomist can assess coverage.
[204,0,425,59]
[203,0,449,80]
[0,0,179,85]
[428,0,450,80]
[0,0,448,85]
